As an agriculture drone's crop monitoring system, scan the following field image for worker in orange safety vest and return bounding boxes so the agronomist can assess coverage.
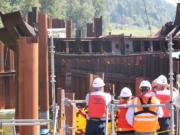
[85,77,111,135]
[126,80,163,135]
[116,87,134,135]
[152,75,178,135]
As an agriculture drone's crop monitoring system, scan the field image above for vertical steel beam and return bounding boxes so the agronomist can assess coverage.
[66,20,72,38]
[65,41,69,53]
[9,49,15,71]
[0,43,4,109]
[17,37,39,135]
[150,40,153,52]
[88,41,92,53]
[0,43,4,72]
[38,13,49,120]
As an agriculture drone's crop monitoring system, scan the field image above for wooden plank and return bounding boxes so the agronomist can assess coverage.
[65,92,75,135]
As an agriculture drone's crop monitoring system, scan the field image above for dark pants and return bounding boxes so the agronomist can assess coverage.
[85,119,105,135]
[158,117,170,135]
[117,130,134,135]
[135,132,156,135]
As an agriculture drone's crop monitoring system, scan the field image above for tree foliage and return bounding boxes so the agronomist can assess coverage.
[108,0,176,27]
[0,0,176,33]
[40,0,65,18]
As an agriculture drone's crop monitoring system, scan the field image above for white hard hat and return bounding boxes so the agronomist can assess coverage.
[92,77,105,88]
[139,80,152,90]
[120,87,132,97]
[156,75,168,85]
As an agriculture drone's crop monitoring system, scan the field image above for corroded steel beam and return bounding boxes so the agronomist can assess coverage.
[0,11,36,51]
[38,13,49,120]
[0,43,4,72]
[17,37,39,135]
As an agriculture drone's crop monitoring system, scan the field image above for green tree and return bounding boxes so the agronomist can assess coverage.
[40,0,65,18]
[65,0,94,30]
[17,0,40,15]
[92,0,106,17]
[0,0,11,13]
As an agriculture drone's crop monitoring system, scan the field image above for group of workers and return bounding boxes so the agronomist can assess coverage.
[85,75,179,135]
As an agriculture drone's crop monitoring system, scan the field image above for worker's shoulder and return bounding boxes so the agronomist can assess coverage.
[157,89,170,95]
[90,91,111,96]
[130,97,138,104]
[151,96,160,103]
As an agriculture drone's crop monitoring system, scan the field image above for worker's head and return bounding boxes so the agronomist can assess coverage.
[92,77,105,91]
[139,80,152,94]
[119,87,132,101]
[152,79,158,91]
[156,75,168,90]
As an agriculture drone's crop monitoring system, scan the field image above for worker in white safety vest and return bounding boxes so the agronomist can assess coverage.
[85,77,111,135]
[152,75,178,135]
[126,80,163,135]
[116,87,134,135]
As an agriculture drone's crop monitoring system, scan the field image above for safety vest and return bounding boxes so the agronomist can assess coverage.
[133,97,160,133]
[156,91,170,117]
[88,95,106,118]
[116,100,134,132]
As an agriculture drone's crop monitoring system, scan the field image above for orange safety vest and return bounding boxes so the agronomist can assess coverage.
[116,100,134,132]
[133,97,160,133]
[156,91,170,117]
[88,95,106,118]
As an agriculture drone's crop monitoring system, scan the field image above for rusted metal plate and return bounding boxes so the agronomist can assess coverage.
[0,28,16,50]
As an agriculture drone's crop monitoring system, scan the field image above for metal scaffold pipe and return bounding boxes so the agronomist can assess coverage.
[50,36,56,110]
[167,34,175,135]
[49,35,59,135]
[0,119,51,122]
[176,74,180,135]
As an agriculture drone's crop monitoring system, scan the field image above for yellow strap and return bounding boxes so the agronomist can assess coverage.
[156,129,175,134]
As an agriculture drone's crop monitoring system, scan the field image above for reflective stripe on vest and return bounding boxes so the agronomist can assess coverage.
[133,97,160,133]
[88,95,106,118]
[156,91,170,117]
[116,100,134,132]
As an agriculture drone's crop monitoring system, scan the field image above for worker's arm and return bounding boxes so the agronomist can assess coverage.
[105,93,112,105]
[126,101,134,126]
[85,94,89,106]
[155,98,164,118]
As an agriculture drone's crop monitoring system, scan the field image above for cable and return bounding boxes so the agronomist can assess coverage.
[142,0,152,36]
